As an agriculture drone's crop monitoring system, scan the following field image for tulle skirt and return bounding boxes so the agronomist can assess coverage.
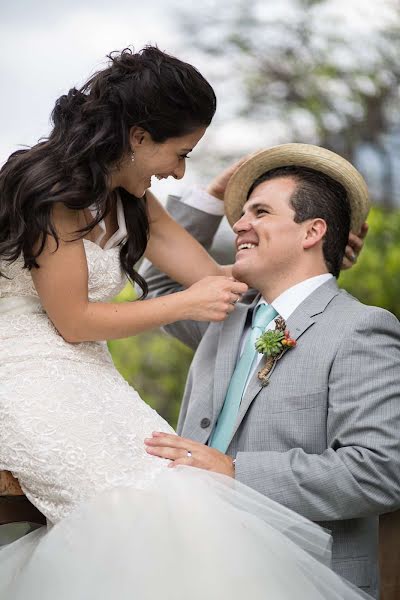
[0,467,371,599]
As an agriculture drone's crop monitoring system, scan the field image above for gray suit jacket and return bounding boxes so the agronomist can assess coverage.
[141,196,400,597]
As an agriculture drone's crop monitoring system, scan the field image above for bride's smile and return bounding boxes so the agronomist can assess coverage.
[110,126,207,199]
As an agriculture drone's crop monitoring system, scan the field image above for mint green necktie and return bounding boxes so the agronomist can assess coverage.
[209,303,278,453]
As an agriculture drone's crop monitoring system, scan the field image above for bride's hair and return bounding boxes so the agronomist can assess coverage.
[0,46,216,296]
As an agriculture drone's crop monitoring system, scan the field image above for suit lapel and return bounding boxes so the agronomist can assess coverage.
[212,292,259,420]
[228,278,341,446]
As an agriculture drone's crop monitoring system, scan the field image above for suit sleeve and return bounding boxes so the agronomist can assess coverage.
[139,195,224,351]
[235,308,400,521]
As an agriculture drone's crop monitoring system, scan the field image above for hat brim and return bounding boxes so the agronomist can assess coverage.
[224,143,370,233]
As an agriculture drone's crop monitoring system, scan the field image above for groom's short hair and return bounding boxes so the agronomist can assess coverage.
[247,166,351,277]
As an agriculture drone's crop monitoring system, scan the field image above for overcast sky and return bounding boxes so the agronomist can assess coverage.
[1,0,395,202]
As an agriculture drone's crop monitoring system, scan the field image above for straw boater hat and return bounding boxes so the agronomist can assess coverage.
[224,143,370,233]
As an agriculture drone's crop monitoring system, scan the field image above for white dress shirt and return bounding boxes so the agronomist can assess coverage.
[181,185,225,216]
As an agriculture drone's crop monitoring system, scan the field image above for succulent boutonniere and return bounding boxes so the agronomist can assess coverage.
[255,316,296,386]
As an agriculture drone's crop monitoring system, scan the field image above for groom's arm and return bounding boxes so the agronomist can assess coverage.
[140,190,226,350]
[235,307,400,521]
[146,307,400,521]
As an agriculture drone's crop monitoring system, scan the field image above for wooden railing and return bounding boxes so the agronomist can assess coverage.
[379,510,400,600]
[0,471,46,526]
[0,470,23,496]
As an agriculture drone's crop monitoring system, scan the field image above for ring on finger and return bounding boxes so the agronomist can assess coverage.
[186,450,192,458]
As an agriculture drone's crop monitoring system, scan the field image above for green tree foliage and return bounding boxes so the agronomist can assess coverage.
[178,0,400,207]
[108,284,193,428]
[339,206,400,318]
[181,0,400,154]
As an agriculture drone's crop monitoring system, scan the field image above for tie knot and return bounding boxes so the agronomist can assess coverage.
[252,303,278,331]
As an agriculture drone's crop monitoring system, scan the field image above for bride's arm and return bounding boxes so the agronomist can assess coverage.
[144,191,232,284]
[31,203,246,344]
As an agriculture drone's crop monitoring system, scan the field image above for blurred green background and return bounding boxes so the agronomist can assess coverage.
[109,284,193,430]
[109,0,400,429]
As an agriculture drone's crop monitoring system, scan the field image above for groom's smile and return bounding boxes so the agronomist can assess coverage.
[231,177,307,292]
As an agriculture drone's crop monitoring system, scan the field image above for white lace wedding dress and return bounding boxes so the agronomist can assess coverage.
[0,201,369,599]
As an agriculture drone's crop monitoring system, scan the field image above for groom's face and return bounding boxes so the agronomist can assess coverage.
[231,176,308,288]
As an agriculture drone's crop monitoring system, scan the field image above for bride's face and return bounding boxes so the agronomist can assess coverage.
[111,126,207,197]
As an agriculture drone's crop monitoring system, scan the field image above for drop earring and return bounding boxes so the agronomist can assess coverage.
[131,151,135,163]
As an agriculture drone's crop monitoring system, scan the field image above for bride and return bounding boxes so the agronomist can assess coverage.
[0,46,369,599]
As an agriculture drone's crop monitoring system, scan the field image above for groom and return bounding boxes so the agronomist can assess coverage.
[142,144,400,597]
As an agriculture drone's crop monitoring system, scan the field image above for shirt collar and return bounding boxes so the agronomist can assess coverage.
[257,274,333,321]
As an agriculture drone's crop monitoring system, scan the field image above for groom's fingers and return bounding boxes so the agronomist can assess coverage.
[146,432,199,451]
[144,432,235,476]
[145,436,235,477]
[144,433,200,461]
[167,458,193,468]
[145,445,188,460]
[342,223,368,270]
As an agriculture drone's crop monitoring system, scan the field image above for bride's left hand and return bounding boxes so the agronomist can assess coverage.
[144,432,235,477]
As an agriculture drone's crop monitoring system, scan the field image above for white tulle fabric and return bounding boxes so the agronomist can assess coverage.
[0,232,370,599]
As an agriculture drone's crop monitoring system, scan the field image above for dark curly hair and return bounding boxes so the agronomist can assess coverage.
[0,46,217,296]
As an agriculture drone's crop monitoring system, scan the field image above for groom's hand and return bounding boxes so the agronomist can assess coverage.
[342,222,368,269]
[206,154,254,201]
[144,432,235,478]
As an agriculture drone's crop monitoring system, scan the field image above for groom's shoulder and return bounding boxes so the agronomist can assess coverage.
[325,285,399,333]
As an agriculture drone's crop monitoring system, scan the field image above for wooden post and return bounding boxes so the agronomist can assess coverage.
[379,510,400,600]
[0,471,23,496]
[0,471,46,526]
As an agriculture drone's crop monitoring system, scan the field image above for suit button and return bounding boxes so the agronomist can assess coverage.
[200,418,211,429]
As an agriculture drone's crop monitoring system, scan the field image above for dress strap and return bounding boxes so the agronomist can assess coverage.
[88,194,128,250]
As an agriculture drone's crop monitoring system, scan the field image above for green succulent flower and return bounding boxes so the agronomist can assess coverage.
[255,330,285,357]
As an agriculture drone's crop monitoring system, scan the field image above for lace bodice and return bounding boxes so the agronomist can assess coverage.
[0,239,126,304]
[0,205,174,524]
[0,193,128,303]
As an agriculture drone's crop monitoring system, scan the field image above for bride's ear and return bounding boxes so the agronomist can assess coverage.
[129,127,149,150]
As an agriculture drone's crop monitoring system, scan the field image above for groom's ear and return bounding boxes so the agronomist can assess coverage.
[302,218,327,250]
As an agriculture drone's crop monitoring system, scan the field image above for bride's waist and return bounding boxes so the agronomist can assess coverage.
[0,295,45,316]
[1,339,113,368]
[0,310,113,366]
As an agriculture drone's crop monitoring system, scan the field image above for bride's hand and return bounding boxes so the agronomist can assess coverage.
[181,276,248,322]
